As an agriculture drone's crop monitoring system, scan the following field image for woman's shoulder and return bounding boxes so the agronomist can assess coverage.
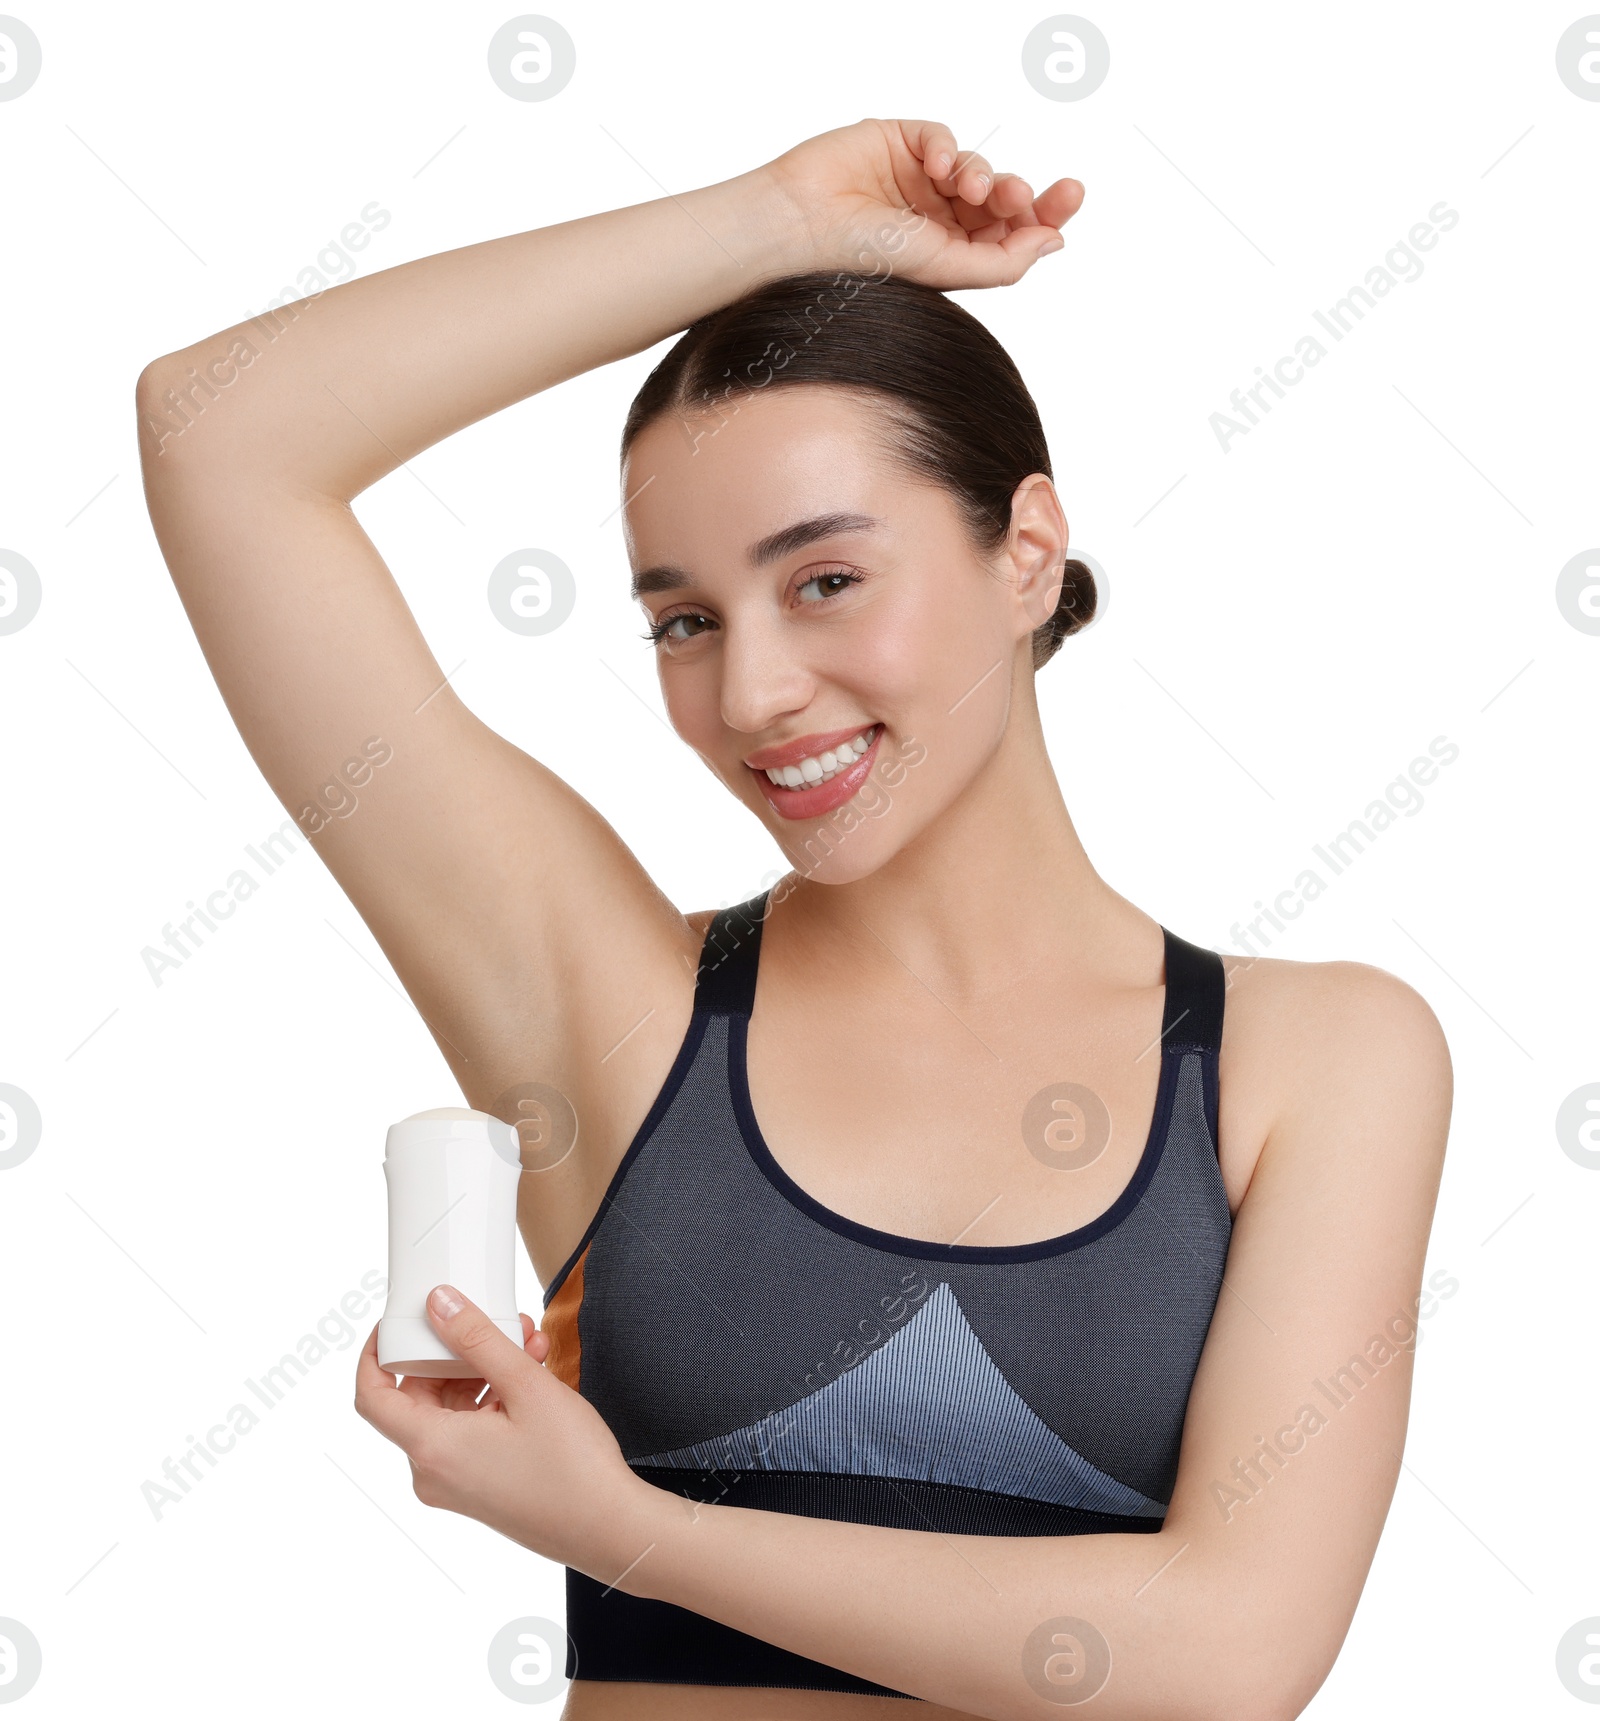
[1214,946,1453,1205]
[1220,946,1449,1060]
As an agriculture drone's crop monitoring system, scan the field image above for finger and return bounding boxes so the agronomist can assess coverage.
[948,205,1014,245]
[900,118,960,184]
[1034,177,1086,228]
[949,186,1016,236]
[965,174,1054,243]
[993,223,1068,282]
[961,172,1032,242]
[354,1322,448,1448]
[364,1318,452,1409]
[952,204,1020,243]
[948,149,996,207]
[439,1373,493,1412]
[919,133,993,204]
[987,172,1038,224]
[959,173,1081,242]
[938,222,1066,289]
[425,1284,540,1411]
[516,1310,551,1367]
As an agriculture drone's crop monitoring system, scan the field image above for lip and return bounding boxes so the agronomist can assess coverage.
[749,727,883,822]
[742,723,878,772]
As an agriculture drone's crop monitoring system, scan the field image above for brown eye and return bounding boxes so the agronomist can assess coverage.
[795,569,863,605]
[646,610,716,646]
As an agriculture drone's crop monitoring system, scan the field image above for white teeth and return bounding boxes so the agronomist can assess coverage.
[761,726,877,791]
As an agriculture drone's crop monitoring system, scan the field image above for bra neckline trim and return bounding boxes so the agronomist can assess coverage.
[727,1000,1186,1264]
[539,1007,711,1308]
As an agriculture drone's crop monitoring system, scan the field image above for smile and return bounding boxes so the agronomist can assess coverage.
[759,726,877,787]
[744,725,883,821]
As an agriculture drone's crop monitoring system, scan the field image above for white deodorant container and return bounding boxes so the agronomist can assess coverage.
[377,1106,524,1377]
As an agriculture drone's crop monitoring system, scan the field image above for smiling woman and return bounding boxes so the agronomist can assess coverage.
[137,115,1451,1721]
[616,269,1096,853]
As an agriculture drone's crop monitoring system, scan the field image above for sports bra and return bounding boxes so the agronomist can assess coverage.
[540,890,1233,1697]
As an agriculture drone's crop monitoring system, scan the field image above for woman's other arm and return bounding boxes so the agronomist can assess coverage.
[602,960,1453,1721]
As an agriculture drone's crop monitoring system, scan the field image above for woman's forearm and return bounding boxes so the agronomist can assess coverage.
[611,1483,1259,1721]
[140,165,809,499]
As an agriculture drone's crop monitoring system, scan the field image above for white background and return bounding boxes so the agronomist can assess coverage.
[1,0,1596,1714]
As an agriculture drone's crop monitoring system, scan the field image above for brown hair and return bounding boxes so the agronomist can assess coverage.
[620,269,1095,668]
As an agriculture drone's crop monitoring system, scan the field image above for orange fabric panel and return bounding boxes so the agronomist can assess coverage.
[541,1248,585,1392]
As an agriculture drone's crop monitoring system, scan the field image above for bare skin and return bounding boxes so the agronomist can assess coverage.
[138,118,1451,1721]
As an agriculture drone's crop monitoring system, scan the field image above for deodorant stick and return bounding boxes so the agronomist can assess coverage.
[377,1106,524,1377]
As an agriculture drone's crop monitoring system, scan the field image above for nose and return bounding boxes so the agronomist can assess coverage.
[716,609,816,740]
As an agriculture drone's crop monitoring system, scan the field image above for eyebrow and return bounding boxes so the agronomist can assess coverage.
[630,511,883,600]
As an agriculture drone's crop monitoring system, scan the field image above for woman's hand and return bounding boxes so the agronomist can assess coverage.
[758,117,1084,290]
[354,1285,660,1578]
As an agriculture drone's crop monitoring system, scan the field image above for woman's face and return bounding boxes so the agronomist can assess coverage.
[621,384,1064,885]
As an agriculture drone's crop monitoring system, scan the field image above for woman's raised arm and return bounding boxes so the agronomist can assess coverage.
[133,119,1078,1131]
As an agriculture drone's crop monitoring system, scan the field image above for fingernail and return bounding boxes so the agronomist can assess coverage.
[429,1283,464,1319]
[1040,235,1064,255]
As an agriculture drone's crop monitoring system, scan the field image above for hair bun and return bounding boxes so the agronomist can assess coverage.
[1033,557,1098,668]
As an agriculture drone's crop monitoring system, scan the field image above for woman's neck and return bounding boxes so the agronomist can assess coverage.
[774,676,1157,1002]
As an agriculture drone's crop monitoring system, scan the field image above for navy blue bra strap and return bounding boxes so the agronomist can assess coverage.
[694,890,772,1017]
[1158,927,1225,1056]
[1159,927,1225,1162]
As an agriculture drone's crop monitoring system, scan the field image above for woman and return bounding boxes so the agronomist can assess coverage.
[137,117,1452,1720]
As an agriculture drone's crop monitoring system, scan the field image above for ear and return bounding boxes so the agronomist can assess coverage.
[1003,474,1070,637]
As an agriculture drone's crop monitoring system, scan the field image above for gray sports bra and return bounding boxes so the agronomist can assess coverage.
[540,890,1232,1696]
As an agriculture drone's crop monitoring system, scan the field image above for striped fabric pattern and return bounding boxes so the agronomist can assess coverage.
[632,1279,1166,1518]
